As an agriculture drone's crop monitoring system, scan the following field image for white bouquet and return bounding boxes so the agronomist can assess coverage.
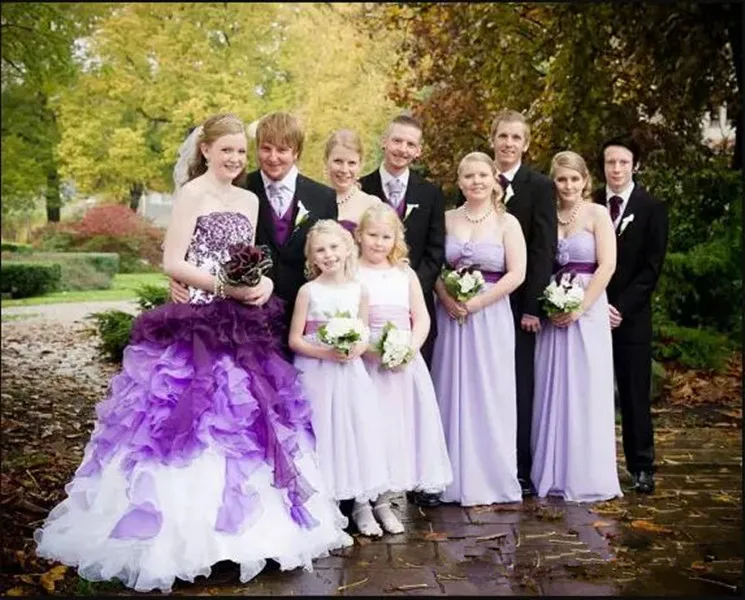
[374,322,414,370]
[540,274,585,317]
[317,311,369,356]
[441,265,486,324]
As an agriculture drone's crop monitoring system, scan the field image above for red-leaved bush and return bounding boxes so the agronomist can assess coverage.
[31,204,165,273]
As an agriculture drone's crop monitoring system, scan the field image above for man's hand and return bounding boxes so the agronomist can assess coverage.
[609,304,623,329]
[520,314,541,333]
[169,278,190,304]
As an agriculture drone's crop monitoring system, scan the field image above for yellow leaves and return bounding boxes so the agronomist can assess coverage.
[423,531,449,541]
[629,520,674,534]
[40,565,68,593]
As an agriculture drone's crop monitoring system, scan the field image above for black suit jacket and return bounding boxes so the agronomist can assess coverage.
[245,169,337,315]
[593,184,668,343]
[359,169,446,295]
[500,165,556,318]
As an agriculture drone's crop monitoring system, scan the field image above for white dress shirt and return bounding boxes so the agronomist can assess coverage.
[379,164,410,206]
[261,165,299,216]
[605,181,635,228]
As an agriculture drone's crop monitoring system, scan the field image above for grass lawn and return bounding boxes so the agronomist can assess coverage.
[1,272,168,308]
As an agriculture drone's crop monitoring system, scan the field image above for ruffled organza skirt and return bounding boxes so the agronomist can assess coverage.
[34,298,352,593]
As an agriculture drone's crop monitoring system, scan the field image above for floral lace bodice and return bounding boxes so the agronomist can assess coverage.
[185,211,254,304]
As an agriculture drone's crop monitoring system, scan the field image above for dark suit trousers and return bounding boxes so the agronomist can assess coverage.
[613,337,655,473]
[513,313,536,481]
[420,292,437,368]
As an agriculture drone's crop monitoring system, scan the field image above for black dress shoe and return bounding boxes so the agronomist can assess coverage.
[633,470,655,494]
[518,477,535,497]
[411,491,441,507]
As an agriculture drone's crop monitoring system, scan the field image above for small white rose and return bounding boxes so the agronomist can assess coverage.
[294,201,310,228]
[504,184,515,204]
[619,213,635,235]
[404,203,419,220]
[459,273,477,293]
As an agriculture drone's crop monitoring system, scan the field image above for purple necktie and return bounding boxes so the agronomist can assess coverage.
[609,195,623,223]
[498,174,510,192]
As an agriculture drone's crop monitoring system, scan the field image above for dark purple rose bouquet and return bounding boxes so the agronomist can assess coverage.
[219,243,273,287]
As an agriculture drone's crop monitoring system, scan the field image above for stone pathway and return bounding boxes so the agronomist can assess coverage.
[0,304,741,596]
[1,300,139,324]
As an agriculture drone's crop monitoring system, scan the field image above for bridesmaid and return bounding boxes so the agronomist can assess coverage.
[324,129,381,233]
[531,150,622,503]
[432,152,526,506]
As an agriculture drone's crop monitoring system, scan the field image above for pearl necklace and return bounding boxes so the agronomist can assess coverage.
[557,201,582,226]
[336,185,359,206]
[463,204,494,224]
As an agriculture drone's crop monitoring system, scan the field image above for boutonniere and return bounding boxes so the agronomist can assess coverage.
[404,204,419,220]
[504,184,515,204]
[294,201,310,230]
[619,213,635,235]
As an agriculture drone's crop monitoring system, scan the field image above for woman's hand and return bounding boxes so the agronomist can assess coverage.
[440,293,468,321]
[550,309,584,328]
[464,295,484,315]
[242,276,274,306]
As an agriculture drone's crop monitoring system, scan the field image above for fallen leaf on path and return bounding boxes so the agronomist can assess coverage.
[5,588,29,597]
[388,584,429,591]
[337,577,368,592]
[475,532,507,542]
[40,565,68,593]
[630,520,673,534]
[424,531,449,541]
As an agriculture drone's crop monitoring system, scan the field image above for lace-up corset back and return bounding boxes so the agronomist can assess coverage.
[185,211,254,304]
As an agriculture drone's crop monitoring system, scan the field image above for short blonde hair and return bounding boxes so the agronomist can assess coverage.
[355,203,410,267]
[256,112,304,158]
[489,109,531,145]
[304,219,358,280]
[550,151,593,201]
[324,129,364,162]
[457,151,505,213]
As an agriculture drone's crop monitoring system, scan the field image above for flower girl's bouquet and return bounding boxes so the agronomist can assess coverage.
[540,273,585,316]
[374,322,414,371]
[318,311,369,356]
[441,265,486,324]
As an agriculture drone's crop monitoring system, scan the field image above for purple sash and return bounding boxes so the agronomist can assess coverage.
[481,270,504,283]
[553,261,596,280]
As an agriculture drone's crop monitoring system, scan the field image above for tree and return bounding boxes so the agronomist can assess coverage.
[371,2,740,199]
[1,3,107,223]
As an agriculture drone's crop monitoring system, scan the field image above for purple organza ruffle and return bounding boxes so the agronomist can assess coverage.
[79,297,319,538]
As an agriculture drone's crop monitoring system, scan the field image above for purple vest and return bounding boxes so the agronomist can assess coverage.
[271,198,296,246]
[387,196,406,220]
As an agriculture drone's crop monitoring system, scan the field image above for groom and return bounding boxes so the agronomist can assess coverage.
[593,135,668,494]
[169,112,337,325]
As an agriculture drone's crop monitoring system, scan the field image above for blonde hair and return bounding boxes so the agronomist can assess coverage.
[489,109,531,145]
[550,151,593,201]
[189,113,246,184]
[255,112,304,158]
[356,203,410,267]
[457,151,505,213]
[324,129,364,162]
[304,219,358,280]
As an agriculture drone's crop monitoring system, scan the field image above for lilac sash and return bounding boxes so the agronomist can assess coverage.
[553,261,597,280]
[368,305,411,330]
[481,270,504,283]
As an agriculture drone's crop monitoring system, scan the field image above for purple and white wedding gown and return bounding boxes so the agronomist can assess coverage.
[531,230,622,502]
[34,211,351,593]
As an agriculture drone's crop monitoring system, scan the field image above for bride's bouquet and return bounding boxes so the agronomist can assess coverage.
[218,243,273,287]
[540,273,585,316]
[441,265,486,324]
[374,322,414,371]
[318,311,369,356]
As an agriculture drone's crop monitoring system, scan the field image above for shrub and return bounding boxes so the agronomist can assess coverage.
[2,252,119,292]
[0,262,62,298]
[92,284,170,362]
[30,222,77,252]
[1,241,33,254]
[652,322,733,372]
[90,310,135,362]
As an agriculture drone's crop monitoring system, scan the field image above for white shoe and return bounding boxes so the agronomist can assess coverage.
[373,502,405,534]
[352,501,383,537]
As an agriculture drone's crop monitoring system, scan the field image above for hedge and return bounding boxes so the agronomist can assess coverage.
[1,241,34,254]
[2,252,120,292]
[1,262,62,298]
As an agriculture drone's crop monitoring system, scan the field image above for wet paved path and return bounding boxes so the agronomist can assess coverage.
[0,307,741,596]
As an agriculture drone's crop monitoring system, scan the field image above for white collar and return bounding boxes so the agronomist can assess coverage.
[605,181,635,203]
[379,164,410,190]
[261,164,299,194]
[497,161,521,182]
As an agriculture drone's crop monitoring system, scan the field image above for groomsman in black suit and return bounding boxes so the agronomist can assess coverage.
[488,110,557,496]
[359,114,446,508]
[169,112,337,328]
[359,114,446,368]
[593,136,668,494]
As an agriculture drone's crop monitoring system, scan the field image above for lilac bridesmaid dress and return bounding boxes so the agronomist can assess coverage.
[34,211,351,593]
[431,237,522,506]
[531,230,622,503]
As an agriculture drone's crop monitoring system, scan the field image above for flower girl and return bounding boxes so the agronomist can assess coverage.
[289,220,388,536]
[355,204,453,534]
